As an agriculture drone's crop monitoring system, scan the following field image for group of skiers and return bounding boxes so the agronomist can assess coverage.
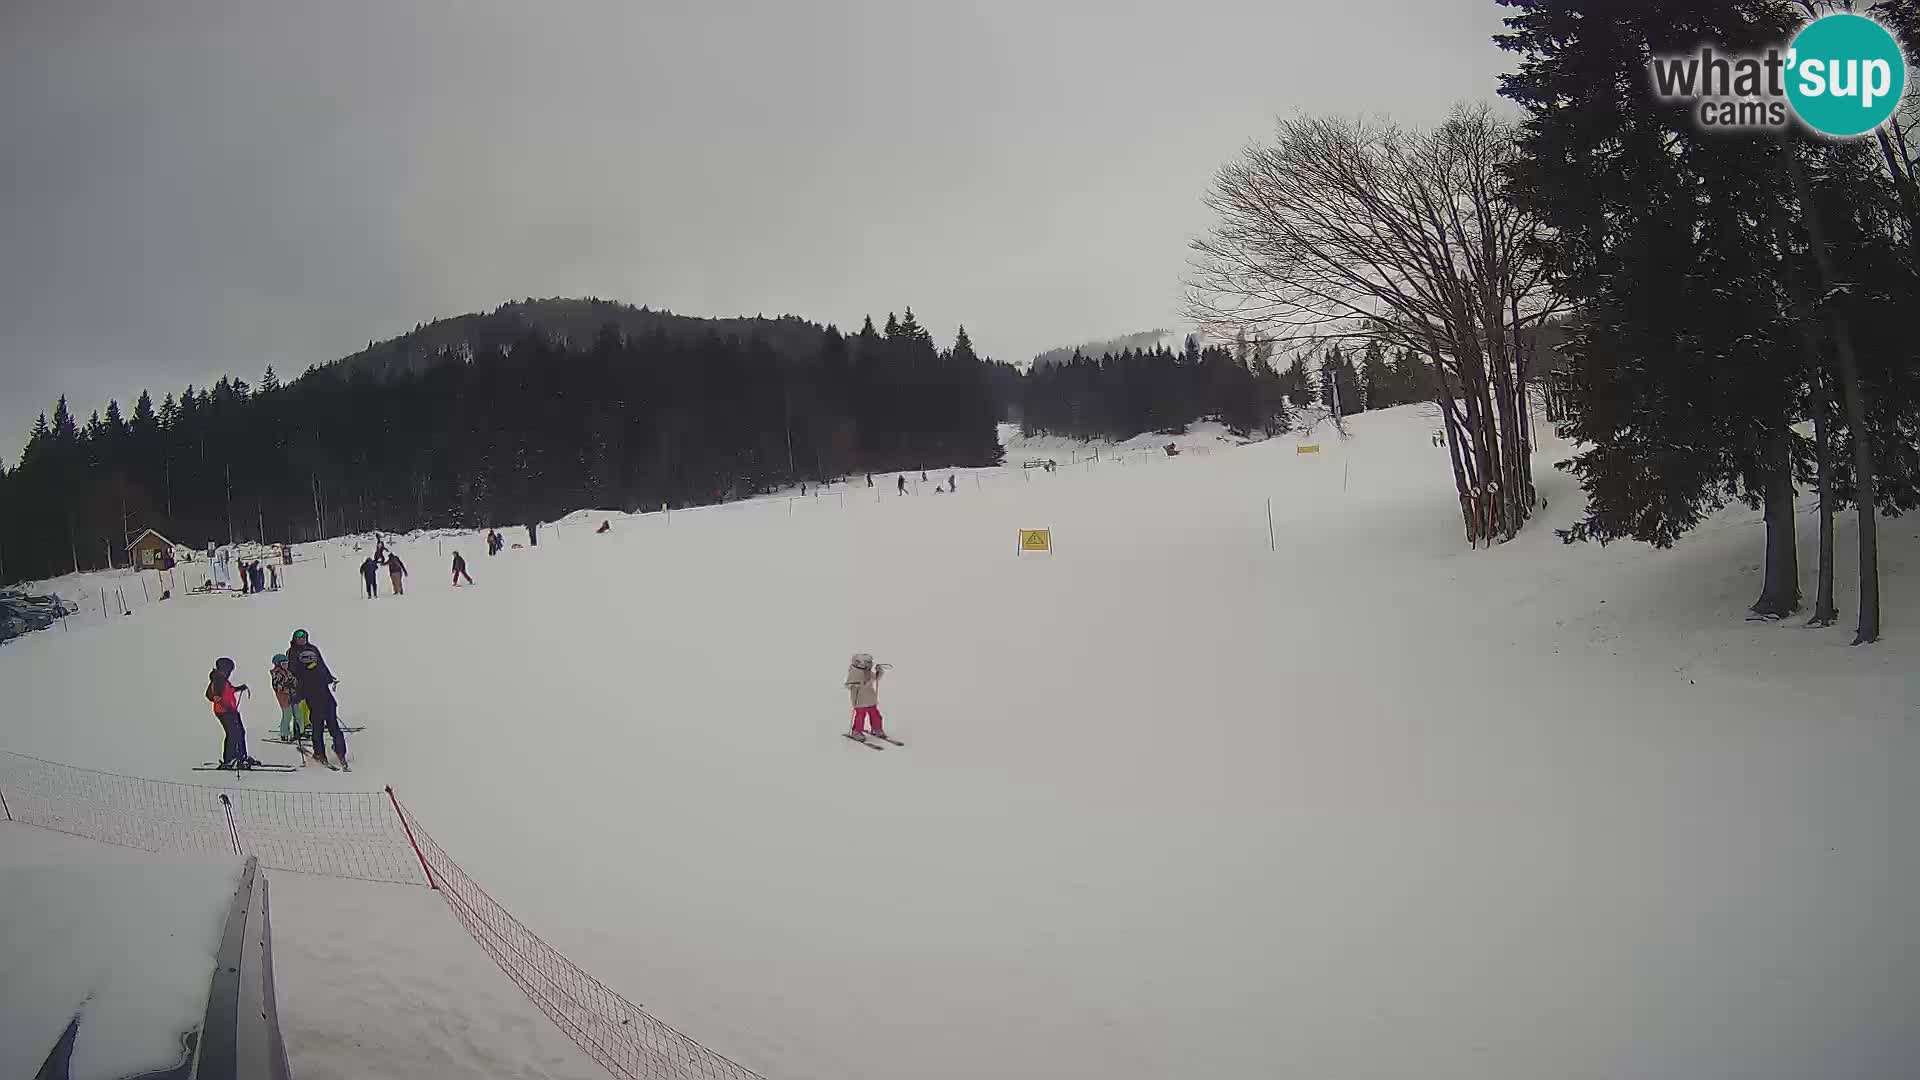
[890,472,959,495]
[205,628,349,770]
[358,535,482,595]
[358,538,409,598]
[235,559,278,594]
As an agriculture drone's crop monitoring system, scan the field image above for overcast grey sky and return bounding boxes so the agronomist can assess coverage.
[0,0,1511,459]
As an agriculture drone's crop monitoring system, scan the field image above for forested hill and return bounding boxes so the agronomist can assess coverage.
[0,302,1008,585]
[327,298,831,382]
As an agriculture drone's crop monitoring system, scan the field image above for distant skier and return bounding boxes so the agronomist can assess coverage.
[866,473,873,488]
[252,561,266,593]
[844,653,889,740]
[451,551,474,585]
[947,473,956,493]
[271,653,306,741]
[205,657,259,770]
[288,629,347,769]
[359,556,379,599]
[897,476,907,495]
[387,551,408,595]
[596,520,611,534]
[373,535,386,565]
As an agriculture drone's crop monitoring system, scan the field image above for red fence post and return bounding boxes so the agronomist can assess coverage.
[387,786,437,890]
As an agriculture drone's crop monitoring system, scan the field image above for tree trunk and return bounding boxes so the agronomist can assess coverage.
[1750,432,1801,619]
[1784,252,1838,628]
[1810,385,1838,627]
[1789,151,1881,643]
[1425,339,1478,546]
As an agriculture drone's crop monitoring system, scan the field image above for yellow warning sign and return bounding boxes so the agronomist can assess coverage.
[1018,528,1052,554]
[1296,444,1321,455]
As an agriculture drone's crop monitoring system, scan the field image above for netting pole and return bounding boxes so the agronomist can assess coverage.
[219,793,242,855]
[387,786,437,890]
[0,781,12,822]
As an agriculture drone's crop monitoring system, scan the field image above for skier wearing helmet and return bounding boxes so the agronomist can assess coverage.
[844,653,889,740]
[270,652,306,741]
[288,629,348,769]
[205,657,259,769]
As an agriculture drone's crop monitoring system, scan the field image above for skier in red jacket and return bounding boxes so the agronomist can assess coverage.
[206,657,260,769]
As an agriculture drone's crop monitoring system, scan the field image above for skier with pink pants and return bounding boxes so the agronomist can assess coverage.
[845,653,888,739]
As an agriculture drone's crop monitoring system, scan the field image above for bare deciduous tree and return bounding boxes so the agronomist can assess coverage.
[1186,104,1561,545]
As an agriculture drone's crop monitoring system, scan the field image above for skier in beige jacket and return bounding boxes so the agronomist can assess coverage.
[844,653,890,740]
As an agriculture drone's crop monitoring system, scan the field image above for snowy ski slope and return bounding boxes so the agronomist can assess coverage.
[3,404,1916,1080]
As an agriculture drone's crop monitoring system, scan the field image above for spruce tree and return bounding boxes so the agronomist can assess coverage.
[1498,0,1807,616]
[1285,357,1314,409]
[1360,340,1394,409]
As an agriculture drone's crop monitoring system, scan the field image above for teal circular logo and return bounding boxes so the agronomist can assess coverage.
[1786,14,1907,138]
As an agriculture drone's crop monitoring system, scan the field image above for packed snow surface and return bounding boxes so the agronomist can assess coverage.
[3,404,1916,1079]
[0,829,238,1080]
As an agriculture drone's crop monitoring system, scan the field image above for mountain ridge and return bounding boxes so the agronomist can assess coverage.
[321,297,835,381]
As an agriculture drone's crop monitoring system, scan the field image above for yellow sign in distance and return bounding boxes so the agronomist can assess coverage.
[1018,528,1052,553]
[1297,444,1321,455]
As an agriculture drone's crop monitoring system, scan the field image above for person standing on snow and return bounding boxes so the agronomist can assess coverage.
[896,475,907,495]
[271,653,306,742]
[288,629,347,769]
[387,551,408,595]
[451,550,474,585]
[359,555,379,599]
[206,657,259,769]
[844,653,889,739]
[947,473,957,493]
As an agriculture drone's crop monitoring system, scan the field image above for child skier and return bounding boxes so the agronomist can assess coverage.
[844,653,889,739]
[206,657,259,769]
[271,653,306,741]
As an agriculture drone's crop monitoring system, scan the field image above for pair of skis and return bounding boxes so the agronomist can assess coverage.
[842,732,904,750]
[262,725,364,746]
[193,761,299,773]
